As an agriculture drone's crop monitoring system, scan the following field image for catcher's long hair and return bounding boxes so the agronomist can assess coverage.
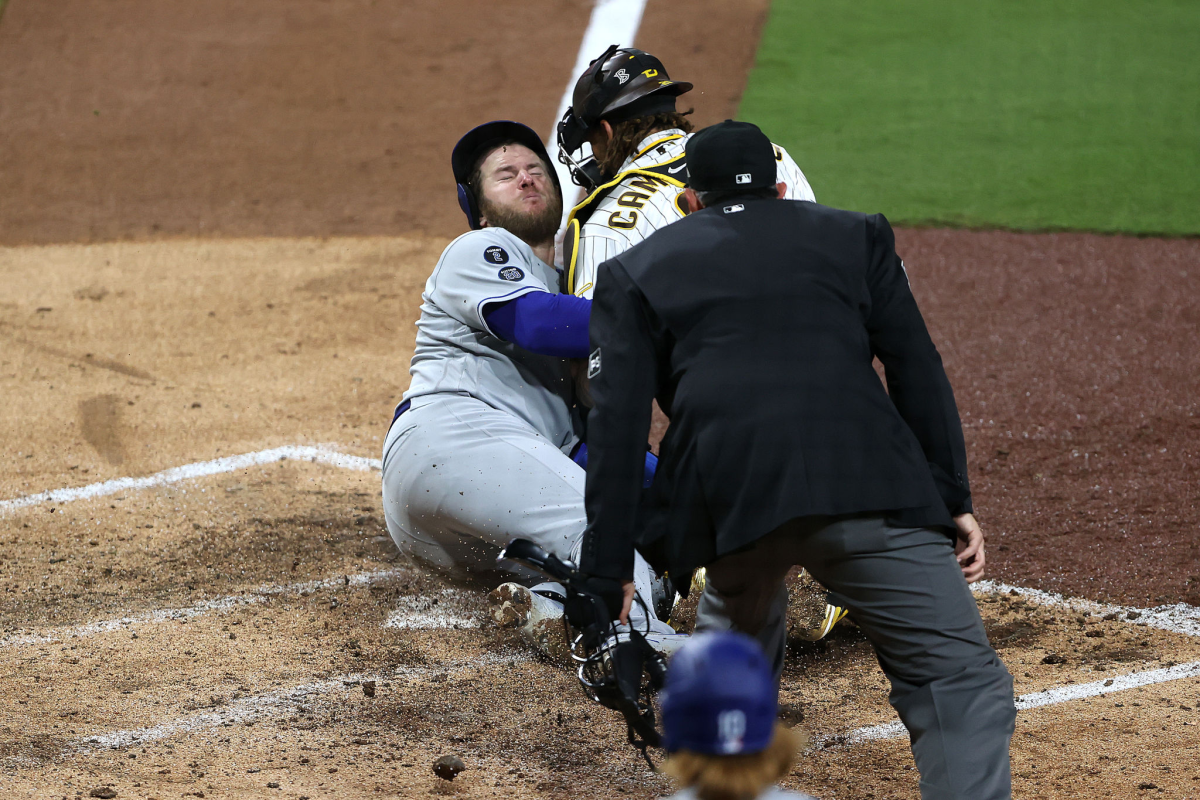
[662,723,806,800]
[597,110,694,179]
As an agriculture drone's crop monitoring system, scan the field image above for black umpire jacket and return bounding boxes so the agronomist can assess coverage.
[580,195,972,582]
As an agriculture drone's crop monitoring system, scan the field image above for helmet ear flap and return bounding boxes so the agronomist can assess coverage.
[457,183,482,230]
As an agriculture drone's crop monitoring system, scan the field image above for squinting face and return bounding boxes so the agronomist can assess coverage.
[476,143,562,244]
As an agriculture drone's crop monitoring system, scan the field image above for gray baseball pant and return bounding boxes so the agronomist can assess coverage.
[381,394,667,629]
[695,514,1015,800]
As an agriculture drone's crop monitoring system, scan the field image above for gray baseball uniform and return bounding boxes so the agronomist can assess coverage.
[382,226,673,633]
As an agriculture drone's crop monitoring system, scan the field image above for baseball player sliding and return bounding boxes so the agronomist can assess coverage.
[556,45,845,640]
[380,121,684,656]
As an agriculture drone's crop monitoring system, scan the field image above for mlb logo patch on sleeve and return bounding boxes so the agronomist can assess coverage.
[587,347,602,378]
[484,245,510,264]
[498,266,525,282]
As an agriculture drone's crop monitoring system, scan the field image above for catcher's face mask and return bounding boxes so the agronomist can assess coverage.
[556,45,693,190]
[499,538,668,769]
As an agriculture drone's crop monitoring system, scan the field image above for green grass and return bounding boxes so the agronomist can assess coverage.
[741,0,1200,235]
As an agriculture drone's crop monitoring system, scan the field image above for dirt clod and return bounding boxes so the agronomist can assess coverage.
[362,680,376,698]
[1042,654,1067,664]
[487,583,532,628]
[433,754,466,781]
[89,789,117,799]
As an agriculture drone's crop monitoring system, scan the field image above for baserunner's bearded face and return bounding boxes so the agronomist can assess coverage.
[476,144,562,246]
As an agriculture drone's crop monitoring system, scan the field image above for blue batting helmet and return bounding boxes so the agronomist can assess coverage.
[660,632,777,755]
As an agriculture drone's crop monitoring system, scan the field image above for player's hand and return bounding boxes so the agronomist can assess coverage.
[618,580,635,625]
[953,513,986,583]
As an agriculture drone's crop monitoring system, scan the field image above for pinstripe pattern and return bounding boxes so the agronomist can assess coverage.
[574,129,816,298]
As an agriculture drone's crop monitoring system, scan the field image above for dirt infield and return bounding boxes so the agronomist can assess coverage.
[0,0,767,247]
[3,232,1198,799]
[895,229,1200,608]
[2,0,1200,798]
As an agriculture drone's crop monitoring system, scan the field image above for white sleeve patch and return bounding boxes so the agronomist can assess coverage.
[587,347,602,378]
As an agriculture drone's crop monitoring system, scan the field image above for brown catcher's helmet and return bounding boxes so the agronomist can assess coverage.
[557,45,693,189]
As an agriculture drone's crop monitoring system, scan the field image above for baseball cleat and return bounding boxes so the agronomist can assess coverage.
[487,582,570,660]
[795,599,850,642]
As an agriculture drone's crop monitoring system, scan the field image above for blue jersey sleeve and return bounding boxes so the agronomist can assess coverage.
[427,230,550,335]
[568,441,658,488]
[483,290,592,358]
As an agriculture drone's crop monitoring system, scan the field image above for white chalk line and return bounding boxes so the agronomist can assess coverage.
[548,0,648,229]
[974,579,1200,639]
[0,444,381,515]
[0,568,487,648]
[4,439,1197,753]
[384,588,482,630]
[64,651,531,756]
[827,584,1200,747]
[835,659,1200,746]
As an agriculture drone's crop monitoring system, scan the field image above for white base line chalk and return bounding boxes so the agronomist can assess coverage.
[0,444,381,515]
[67,651,529,755]
[1,567,409,648]
[384,589,481,630]
[975,579,1200,639]
[837,659,1200,745]
[548,0,649,229]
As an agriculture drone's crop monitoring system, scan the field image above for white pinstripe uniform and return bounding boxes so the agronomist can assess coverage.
[562,130,833,638]
[563,129,816,299]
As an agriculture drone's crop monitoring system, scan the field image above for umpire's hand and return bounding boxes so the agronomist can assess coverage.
[954,513,986,582]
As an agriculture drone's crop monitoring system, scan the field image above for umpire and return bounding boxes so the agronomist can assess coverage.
[580,121,1015,800]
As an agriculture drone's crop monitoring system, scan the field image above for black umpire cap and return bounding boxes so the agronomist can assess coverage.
[685,120,776,192]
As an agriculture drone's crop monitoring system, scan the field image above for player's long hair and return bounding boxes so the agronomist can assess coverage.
[598,110,694,179]
[662,722,805,800]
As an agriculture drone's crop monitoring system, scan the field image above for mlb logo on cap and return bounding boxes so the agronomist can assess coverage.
[685,120,777,192]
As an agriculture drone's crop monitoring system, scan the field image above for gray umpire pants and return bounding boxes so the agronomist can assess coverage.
[695,515,1015,800]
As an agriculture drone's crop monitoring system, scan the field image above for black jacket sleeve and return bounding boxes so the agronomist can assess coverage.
[580,258,660,581]
[864,214,973,516]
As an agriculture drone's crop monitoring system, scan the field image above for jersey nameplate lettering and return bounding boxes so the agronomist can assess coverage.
[484,246,510,264]
[605,173,674,231]
[498,266,525,282]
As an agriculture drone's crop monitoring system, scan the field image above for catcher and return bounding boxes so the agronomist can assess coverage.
[556,44,845,641]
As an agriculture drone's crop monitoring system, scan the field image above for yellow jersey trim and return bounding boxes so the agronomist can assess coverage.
[565,217,582,296]
[565,160,688,230]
